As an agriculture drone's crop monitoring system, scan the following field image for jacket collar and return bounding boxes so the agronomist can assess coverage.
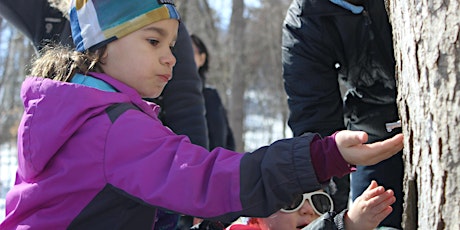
[87,72,161,117]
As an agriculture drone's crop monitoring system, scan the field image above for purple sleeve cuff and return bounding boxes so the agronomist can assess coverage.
[310,132,356,183]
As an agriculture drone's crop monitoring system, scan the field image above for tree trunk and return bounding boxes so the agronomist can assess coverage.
[387,0,460,229]
[228,0,246,152]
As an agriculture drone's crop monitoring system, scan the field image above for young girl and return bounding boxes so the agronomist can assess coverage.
[226,181,394,230]
[0,0,403,229]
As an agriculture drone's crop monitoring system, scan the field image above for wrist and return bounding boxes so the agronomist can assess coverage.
[310,133,355,183]
[343,211,354,230]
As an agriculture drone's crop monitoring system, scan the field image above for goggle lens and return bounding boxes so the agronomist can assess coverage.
[311,193,331,214]
[280,191,333,215]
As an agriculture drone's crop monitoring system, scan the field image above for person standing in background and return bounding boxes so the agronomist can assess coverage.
[282,0,403,228]
[191,34,236,152]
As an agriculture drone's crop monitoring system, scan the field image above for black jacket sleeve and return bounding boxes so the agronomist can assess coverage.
[0,0,36,39]
[237,135,322,221]
[281,1,346,137]
[0,0,73,50]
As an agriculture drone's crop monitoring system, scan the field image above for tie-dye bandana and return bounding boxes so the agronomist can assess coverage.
[70,0,180,52]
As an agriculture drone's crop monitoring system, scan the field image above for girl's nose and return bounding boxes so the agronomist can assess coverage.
[161,50,176,68]
[299,202,320,218]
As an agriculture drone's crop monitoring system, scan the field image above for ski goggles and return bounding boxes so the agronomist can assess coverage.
[280,191,334,215]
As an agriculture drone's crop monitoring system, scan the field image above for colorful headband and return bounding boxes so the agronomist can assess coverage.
[70,0,180,52]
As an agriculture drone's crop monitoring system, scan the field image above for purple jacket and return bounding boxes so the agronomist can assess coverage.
[1,73,348,229]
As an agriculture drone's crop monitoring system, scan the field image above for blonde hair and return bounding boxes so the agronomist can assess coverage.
[29,45,105,82]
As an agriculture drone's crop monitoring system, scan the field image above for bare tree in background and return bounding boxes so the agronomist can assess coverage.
[177,0,292,151]
[176,0,219,43]
[227,0,247,152]
[243,0,292,145]
[0,20,34,144]
[0,20,34,199]
[388,0,460,229]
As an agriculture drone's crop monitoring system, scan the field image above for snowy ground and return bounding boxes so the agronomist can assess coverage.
[0,143,17,222]
[0,198,4,221]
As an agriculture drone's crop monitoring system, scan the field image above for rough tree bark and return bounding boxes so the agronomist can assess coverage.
[387,0,460,229]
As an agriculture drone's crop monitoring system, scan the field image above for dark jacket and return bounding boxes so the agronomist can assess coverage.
[203,87,236,151]
[0,0,209,149]
[0,0,73,49]
[282,0,399,141]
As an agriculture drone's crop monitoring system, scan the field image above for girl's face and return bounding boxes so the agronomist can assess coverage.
[101,19,179,98]
[255,201,320,230]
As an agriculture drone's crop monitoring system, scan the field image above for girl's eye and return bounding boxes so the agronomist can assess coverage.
[169,41,176,52]
[148,39,159,46]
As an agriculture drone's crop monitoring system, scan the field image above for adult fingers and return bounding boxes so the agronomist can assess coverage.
[340,133,403,165]
[363,134,404,164]
[335,130,368,147]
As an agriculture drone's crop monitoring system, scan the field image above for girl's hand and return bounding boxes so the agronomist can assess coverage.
[335,130,404,166]
[344,180,396,230]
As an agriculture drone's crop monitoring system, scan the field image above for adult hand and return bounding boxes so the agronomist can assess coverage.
[344,180,396,230]
[335,130,403,166]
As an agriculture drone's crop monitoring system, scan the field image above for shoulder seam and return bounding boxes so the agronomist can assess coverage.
[105,103,141,123]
